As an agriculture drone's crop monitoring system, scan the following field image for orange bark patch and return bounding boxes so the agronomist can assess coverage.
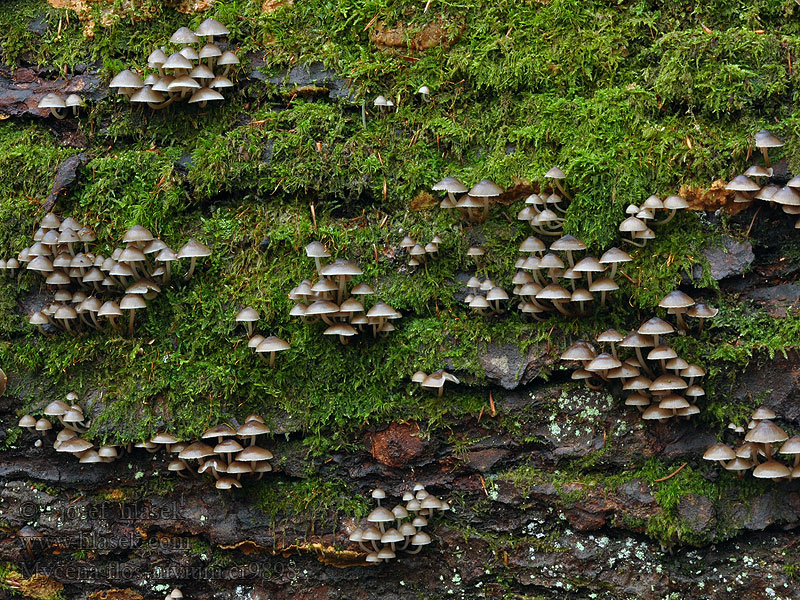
[681,180,751,215]
[367,421,425,467]
[89,590,145,600]
[370,18,462,53]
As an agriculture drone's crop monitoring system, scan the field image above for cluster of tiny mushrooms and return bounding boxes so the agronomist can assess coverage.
[162,589,184,600]
[110,18,239,109]
[1,213,210,336]
[37,92,85,119]
[704,407,800,480]
[560,290,715,421]
[412,369,460,397]
[18,396,274,490]
[724,130,800,229]
[348,484,448,564]
[234,306,290,367]
[618,194,689,247]
[400,234,442,268]
[287,241,401,344]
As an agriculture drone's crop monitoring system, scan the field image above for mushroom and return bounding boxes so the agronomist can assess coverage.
[177,239,212,280]
[754,129,784,168]
[467,179,503,222]
[255,336,290,367]
[235,307,260,337]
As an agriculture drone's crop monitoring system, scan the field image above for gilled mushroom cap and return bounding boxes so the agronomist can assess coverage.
[586,352,622,372]
[58,437,93,453]
[619,216,647,233]
[256,336,290,353]
[305,241,330,258]
[468,178,503,198]
[650,374,687,393]
[110,70,144,89]
[199,43,222,59]
[658,394,690,410]
[687,303,718,319]
[659,290,694,310]
[201,424,237,439]
[38,93,65,109]
[123,225,154,245]
[44,400,70,416]
[217,51,240,66]
[216,477,243,490]
[35,419,52,432]
[753,459,791,479]
[18,415,36,428]
[432,176,468,194]
[150,432,179,445]
[236,420,271,437]
[178,442,216,460]
[120,294,146,310]
[770,186,800,207]
[189,87,225,104]
[755,184,779,200]
[745,420,788,444]
[638,317,674,337]
[214,439,244,455]
[320,258,363,277]
[226,461,252,475]
[536,284,571,301]
[681,364,706,379]
[350,283,374,296]
[519,236,546,253]
[170,27,199,44]
[588,278,619,293]
[324,323,357,338]
[560,342,596,362]
[486,287,509,302]
[725,175,761,192]
[550,234,586,252]
[572,256,604,273]
[178,239,212,258]
[148,48,168,66]
[663,195,689,210]
[648,345,677,361]
[381,528,405,544]
[98,301,122,317]
[366,302,399,319]
[195,18,230,37]
[367,506,395,523]
[754,129,784,148]
[169,76,202,91]
[624,392,650,406]
[545,166,566,179]
[410,531,432,546]
[152,76,175,93]
[724,457,753,472]
[98,445,118,458]
[597,329,624,343]
[642,406,673,421]
[779,436,800,455]
[235,306,260,323]
[751,406,776,421]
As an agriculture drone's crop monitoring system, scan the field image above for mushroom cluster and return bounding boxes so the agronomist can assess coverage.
[373,95,396,112]
[463,273,509,316]
[173,415,275,490]
[516,167,573,237]
[18,399,275,490]
[5,214,211,336]
[725,130,799,229]
[561,320,706,421]
[618,194,690,247]
[348,485,449,564]
[163,589,184,600]
[37,92,84,119]
[412,369,460,397]
[658,290,718,332]
[234,306,290,367]
[434,177,503,224]
[109,18,238,110]
[400,234,442,268]
[511,234,630,318]
[289,241,401,343]
[704,407,799,480]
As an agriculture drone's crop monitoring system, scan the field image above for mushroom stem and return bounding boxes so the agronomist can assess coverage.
[625,236,647,248]
[186,256,198,280]
[762,147,771,168]
[553,180,572,201]
[127,309,136,336]
[551,300,571,317]
[269,351,276,368]
[675,311,688,332]
[634,347,655,377]
[50,107,66,120]
[108,315,123,335]
[246,322,254,338]
[406,546,423,555]
[652,209,677,226]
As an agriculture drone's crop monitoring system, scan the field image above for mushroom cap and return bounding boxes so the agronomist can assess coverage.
[366,302,400,319]
[724,457,753,472]
[638,317,674,337]
[658,394,690,410]
[432,177,468,193]
[256,336,290,353]
[659,290,694,310]
[196,17,230,37]
[217,51,240,66]
[745,420,788,444]
[381,527,405,544]
[752,459,791,479]
[367,506,395,523]
[647,345,678,361]
[199,43,222,59]
[779,436,800,455]
[687,302,718,319]
[560,341,596,362]
[215,477,243,490]
[725,175,761,192]
[189,87,225,104]
[123,225,154,245]
[305,241,330,259]
[226,461,253,475]
[18,415,36,428]
[35,418,53,432]
[619,216,647,233]
[202,424,237,439]
[755,184,779,200]
[662,195,689,210]
[178,239,212,258]
[572,256,604,273]
[170,26,199,44]
[58,437,93,453]
[597,329,624,343]
[214,438,244,455]
[179,442,216,460]
[320,258,363,277]
[44,399,70,417]
[120,294,146,310]
[751,406,777,421]
[235,306,260,323]
[586,352,621,372]
[649,374,687,392]
[468,178,503,198]
[770,186,800,206]
[641,406,673,421]
[236,420,271,438]
[324,323,357,338]
[545,166,566,179]
[147,47,168,66]
[519,236,546,253]
[168,76,202,92]
[163,51,195,70]
[98,301,122,317]
[588,278,619,292]
[754,128,784,148]
[486,287,509,302]
[38,93,65,109]
[110,69,144,89]
[624,392,651,407]
[411,531,432,546]
[550,234,587,252]
[536,283,571,301]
